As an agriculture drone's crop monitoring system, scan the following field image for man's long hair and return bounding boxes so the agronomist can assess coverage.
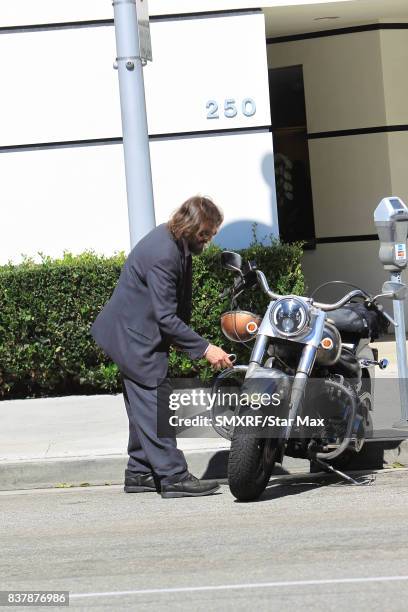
[167,196,224,241]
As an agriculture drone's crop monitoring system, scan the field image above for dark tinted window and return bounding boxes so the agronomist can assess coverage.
[269,65,316,248]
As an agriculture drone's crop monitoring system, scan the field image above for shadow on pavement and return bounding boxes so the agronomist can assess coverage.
[250,469,378,503]
[201,450,292,480]
[257,481,324,502]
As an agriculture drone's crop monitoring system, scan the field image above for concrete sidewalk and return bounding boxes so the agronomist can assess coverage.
[0,392,238,490]
[0,337,406,491]
[371,338,401,377]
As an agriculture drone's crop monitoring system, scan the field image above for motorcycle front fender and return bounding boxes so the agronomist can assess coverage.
[241,365,292,411]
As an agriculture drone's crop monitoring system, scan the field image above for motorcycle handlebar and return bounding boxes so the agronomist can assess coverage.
[312,290,368,311]
[255,270,367,311]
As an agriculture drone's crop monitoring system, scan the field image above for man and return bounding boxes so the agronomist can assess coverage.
[90,196,233,498]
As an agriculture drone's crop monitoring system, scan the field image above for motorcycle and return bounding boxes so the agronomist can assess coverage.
[211,250,394,502]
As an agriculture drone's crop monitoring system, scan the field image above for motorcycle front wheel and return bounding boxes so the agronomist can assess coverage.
[228,426,280,501]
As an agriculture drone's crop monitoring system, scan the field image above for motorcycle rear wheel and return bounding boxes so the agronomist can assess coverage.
[228,427,280,501]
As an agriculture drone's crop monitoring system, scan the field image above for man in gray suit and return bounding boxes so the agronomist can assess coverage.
[90,196,233,498]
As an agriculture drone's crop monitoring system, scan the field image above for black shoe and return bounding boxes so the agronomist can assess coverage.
[160,473,220,498]
[124,472,157,493]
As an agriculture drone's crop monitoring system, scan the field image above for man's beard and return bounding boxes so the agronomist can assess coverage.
[188,239,207,255]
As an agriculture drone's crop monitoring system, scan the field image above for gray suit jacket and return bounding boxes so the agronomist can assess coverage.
[90,222,209,387]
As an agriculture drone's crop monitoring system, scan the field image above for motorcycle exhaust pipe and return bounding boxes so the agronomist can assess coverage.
[313,378,357,462]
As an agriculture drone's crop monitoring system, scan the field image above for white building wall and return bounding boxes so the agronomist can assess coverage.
[0,10,277,264]
[301,241,395,301]
[380,29,408,126]
[0,15,272,145]
[150,132,277,249]
[0,0,353,28]
[0,145,129,262]
[268,31,387,133]
[0,26,121,146]
[380,30,408,208]
[307,133,391,239]
[267,29,408,307]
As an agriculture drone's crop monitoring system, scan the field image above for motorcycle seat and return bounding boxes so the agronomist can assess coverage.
[328,304,370,337]
[327,301,388,343]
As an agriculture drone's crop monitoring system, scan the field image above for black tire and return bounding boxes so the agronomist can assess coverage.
[228,425,280,501]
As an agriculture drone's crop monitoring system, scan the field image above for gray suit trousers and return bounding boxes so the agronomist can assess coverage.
[120,373,189,485]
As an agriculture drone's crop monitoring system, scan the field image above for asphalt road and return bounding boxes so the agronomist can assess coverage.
[1,470,408,611]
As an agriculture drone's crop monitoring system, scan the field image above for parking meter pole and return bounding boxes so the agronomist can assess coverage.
[391,271,408,425]
[112,0,155,248]
[374,197,408,429]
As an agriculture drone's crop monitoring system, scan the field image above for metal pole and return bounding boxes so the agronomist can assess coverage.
[112,0,156,249]
[391,271,408,426]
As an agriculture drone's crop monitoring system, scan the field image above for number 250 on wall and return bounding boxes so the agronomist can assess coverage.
[206,98,256,119]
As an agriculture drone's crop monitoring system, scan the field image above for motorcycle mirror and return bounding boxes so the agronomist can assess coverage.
[220,251,243,274]
[381,281,407,301]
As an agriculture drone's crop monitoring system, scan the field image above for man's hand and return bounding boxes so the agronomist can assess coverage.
[204,344,234,370]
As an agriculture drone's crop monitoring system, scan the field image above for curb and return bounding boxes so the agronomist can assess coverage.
[382,438,408,467]
[1,440,408,492]
[0,449,230,492]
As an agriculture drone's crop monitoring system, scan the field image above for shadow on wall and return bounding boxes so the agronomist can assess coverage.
[213,153,279,250]
[214,220,276,250]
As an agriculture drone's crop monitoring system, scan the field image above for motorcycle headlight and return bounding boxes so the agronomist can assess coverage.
[270,297,309,337]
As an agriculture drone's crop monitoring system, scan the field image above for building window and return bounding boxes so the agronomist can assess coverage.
[269,65,316,248]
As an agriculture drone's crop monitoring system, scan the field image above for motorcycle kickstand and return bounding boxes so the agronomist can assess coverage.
[311,456,375,486]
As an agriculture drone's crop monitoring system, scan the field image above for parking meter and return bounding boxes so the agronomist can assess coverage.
[374,197,408,271]
[374,197,408,427]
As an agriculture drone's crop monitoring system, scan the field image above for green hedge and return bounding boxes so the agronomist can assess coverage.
[0,231,304,399]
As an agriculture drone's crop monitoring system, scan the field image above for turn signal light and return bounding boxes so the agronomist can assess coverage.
[246,321,258,334]
[321,337,334,350]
